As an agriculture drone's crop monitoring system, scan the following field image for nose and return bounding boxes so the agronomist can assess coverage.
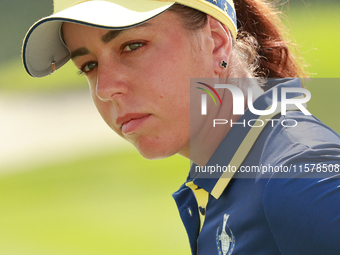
[95,61,129,102]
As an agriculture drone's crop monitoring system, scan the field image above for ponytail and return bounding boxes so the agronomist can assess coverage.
[234,0,306,79]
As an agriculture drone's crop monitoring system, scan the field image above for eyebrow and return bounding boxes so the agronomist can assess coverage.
[70,23,153,59]
[101,30,123,43]
[101,22,152,43]
[70,47,90,59]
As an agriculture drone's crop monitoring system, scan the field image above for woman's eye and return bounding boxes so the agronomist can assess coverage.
[81,62,98,73]
[122,42,143,52]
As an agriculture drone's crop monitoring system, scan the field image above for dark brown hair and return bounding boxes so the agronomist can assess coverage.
[169,1,306,82]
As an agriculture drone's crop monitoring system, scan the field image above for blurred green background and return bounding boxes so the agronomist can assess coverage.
[0,0,340,254]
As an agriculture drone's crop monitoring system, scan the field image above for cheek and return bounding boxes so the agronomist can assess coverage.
[88,80,107,121]
[91,91,121,135]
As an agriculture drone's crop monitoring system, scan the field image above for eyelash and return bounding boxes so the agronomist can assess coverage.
[78,61,98,76]
[120,40,146,54]
[77,41,146,76]
[77,70,85,76]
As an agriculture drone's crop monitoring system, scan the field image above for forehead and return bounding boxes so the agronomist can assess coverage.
[62,10,183,35]
[61,10,187,50]
[62,21,152,41]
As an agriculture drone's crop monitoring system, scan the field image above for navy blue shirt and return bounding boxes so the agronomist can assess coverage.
[173,79,340,255]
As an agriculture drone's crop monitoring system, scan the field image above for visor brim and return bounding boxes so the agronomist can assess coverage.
[22,0,175,77]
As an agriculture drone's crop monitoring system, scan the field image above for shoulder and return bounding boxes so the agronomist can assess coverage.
[260,111,340,168]
[260,111,340,254]
[263,174,340,254]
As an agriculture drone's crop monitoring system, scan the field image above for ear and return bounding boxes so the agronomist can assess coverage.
[206,15,233,75]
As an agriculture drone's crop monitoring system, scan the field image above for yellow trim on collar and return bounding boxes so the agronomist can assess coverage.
[211,103,302,199]
[186,181,210,232]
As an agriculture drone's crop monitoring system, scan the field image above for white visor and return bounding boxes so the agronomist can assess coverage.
[22,0,174,77]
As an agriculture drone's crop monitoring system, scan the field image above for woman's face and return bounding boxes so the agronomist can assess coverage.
[62,11,217,159]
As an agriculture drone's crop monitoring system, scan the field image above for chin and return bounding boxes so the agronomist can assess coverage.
[134,136,185,160]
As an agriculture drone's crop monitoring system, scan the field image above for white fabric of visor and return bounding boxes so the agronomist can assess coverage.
[23,1,174,77]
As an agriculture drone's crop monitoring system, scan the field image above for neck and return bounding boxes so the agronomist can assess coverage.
[179,78,263,166]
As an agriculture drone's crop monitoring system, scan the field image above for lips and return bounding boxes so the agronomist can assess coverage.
[117,113,151,134]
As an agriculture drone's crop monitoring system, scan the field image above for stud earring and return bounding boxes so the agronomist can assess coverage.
[220,60,228,69]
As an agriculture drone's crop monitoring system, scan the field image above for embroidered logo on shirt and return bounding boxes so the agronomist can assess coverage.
[216,214,235,255]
